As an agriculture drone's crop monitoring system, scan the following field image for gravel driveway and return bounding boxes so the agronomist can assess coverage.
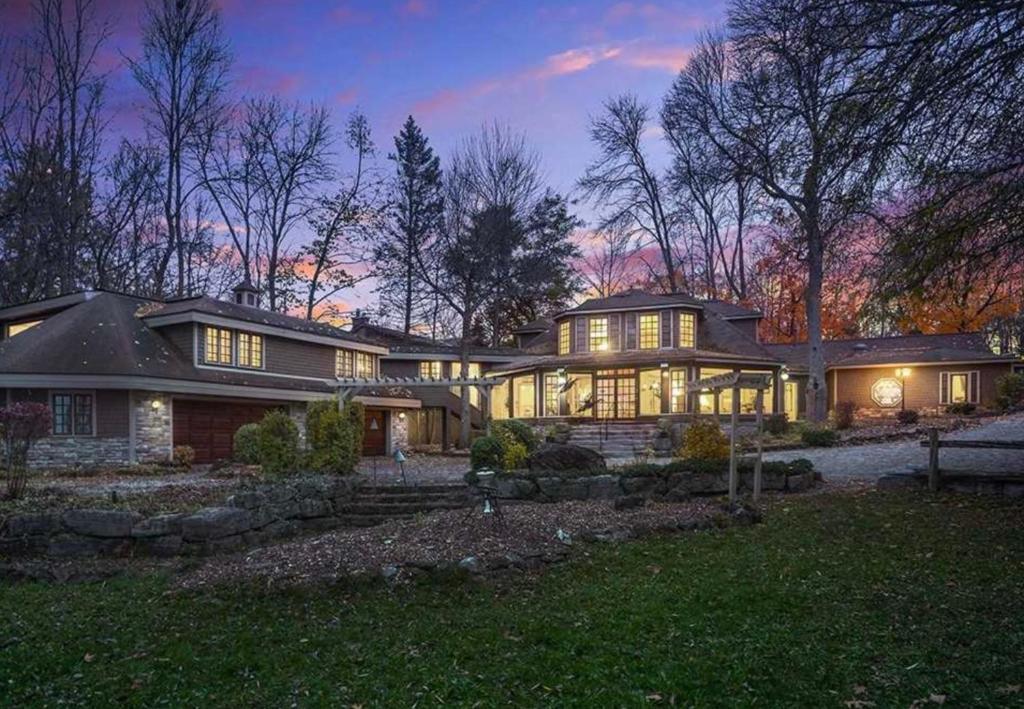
[764,414,1024,480]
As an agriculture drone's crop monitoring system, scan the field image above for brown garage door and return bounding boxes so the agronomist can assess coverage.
[173,400,276,463]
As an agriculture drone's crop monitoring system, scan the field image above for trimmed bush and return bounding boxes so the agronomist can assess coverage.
[502,440,529,470]
[995,373,1024,412]
[172,445,195,469]
[896,408,920,425]
[257,410,300,476]
[765,413,790,436]
[800,426,838,447]
[340,400,365,458]
[945,402,977,416]
[305,400,364,475]
[470,435,504,471]
[493,419,539,452]
[233,423,261,464]
[678,419,730,461]
[834,401,856,430]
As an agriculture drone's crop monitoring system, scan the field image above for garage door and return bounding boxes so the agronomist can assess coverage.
[173,400,276,463]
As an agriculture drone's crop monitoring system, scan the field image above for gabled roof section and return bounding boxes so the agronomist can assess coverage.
[765,332,1014,370]
[512,318,553,334]
[703,300,763,320]
[350,322,524,360]
[561,289,704,316]
[0,290,110,325]
[144,296,386,353]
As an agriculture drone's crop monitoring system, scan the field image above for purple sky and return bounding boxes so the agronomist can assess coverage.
[2,0,724,313]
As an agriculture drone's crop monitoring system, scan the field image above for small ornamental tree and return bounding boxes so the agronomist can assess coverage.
[0,402,52,499]
[306,400,364,475]
[256,410,300,476]
[677,419,730,461]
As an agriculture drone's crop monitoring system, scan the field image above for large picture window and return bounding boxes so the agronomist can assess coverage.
[589,317,609,351]
[51,392,93,436]
[638,314,659,350]
[565,373,594,416]
[941,371,979,405]
[679,312,696,348]
[558,321,570,355]
[204,326,232,364]
[512,374,536,418]
[237,332,263,368]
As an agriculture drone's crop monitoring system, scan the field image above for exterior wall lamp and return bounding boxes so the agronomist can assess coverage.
[780,367,790,381]
[895,367,912,411]
[150,399,162,410]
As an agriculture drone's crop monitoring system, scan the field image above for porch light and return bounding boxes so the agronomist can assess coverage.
[398,412,406,421]
[895,367,912,379]
[150,399,162,410]
[660,362,669,368]
[780,367,790,381]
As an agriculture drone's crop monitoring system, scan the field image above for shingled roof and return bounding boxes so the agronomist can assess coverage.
[349,322,523,358]
[0,292,335,393]
[562,289,704,315]
[703,300,763,320]
[765,332,1014,371]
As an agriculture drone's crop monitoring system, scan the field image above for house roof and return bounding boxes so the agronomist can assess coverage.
[703,300,763,320]
[560,290,704,316]
[765,332,1014,370]
[350,322,523,359]
[146,296,378,346]
[512,318,553,334]
[0,292,336,394]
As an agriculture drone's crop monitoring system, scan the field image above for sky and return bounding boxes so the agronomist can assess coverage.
[1,0,726,314]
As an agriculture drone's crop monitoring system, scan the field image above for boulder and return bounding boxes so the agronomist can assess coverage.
[4,512,62,537]
[494,477,538,500]
[180,507,252,541]
[613,494,646,510]
[586,474,621,499]
[620,475,664,496]
[130,513,184,538]
[62,509,140,538]
[535,476,588,501]
[48,535,129,557]
[458,556,482,574]
[527,443,606,473]
[785,472,815,492]
[226,491,266,510]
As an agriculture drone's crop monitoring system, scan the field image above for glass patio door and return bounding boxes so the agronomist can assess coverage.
[784,381,799,421]
[595,369,637,419]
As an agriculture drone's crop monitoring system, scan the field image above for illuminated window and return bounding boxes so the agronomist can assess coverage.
[558,321,570,355]
[490,378,510,420]
[355,352,375,378]
[679,312,696,348]
[739,371,773,413]
[670,369,687,413]
[451,362,482,407]
[950,373,969,403]
[589,317,608,351]
[512,374,536,418]
[6,320,42,337]
[639,369,662,415]
[419,361,443,379]
[639,314,660,349]
[51,392,93,436]
[565,373,594,416]
[336,349,353,377]
[238,332,263,368]
[699,367,732,413]
[544,373,561,417]
[204,326,232,364]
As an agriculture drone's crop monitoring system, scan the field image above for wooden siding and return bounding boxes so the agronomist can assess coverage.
[96,390,129,437]
[831,362,1012,411]
[624,313,637,350]
[660,310,672,348]
[160,323,194,359]
[574,316,587,353]
[265,336,336,378]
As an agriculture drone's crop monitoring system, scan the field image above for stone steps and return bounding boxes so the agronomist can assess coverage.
[335,483,471,527]
[336,501,468,516]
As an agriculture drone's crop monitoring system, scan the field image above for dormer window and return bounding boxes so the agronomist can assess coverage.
[558,321,570,355]
[336,349,353,377]
[639,313,659,350]
[204,326,233,364]
[679,312,696,349]
[6,319,42,338]
[589,317,609,351]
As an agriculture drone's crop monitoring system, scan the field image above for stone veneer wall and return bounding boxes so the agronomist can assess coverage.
[135,391,172,463]
[28,437,131,468]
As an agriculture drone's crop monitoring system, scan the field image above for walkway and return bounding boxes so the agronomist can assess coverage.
[764,414,1024,480]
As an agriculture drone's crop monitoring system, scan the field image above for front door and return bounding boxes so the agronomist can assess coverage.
[363,408,387,456]
[784,381,800,422]
[595,369,637,419]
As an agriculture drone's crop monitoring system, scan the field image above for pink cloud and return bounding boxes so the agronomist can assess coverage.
[334,87,359,106]
[237,66,304,95]
[399,0,430,18]
[618,45,692,73]
[602,2,707,32]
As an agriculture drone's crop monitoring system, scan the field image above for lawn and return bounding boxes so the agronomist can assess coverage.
[2,490,1023,706]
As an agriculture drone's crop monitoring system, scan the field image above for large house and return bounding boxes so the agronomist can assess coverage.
[0,286,1018,469]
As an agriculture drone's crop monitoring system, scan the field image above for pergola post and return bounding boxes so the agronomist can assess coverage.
[479,384,492,436]
[728,384,739,504]
[753,389,764,502]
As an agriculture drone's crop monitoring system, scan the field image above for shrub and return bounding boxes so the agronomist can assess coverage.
[470,435,504,471]
[896,408,919,425]
[834,401,856,430]
[677,419,730,461]
[172,445,195,469]
[306,400,364,475]
[502,440,529,470]
[493,419,539,452]
[945,402,977,416]
[0,402,52,499]
[765,413,790,436]
[995,373,1024,412]
[800,426,838,447]
[340,400,365,458]
[544,422,572,444]
[233,423,261,464]
[257,410,300,476]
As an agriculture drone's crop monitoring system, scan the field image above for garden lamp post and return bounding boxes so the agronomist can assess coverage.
[895,367,912,411]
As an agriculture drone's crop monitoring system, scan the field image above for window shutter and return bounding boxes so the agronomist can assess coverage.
[660,311,671,348]
[625,314,637,350]
[574,316,587,353]
[609,314,620,351]
[969,371,980,403]
[939,372,949,405]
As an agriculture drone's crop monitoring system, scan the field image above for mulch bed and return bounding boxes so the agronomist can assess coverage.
[179,498,721,589]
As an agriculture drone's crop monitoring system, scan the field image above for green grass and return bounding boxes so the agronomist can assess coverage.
[3,491,1023,707]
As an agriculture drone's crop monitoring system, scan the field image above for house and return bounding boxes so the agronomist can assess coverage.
[0,284,412,466]
[1,283,1018,469]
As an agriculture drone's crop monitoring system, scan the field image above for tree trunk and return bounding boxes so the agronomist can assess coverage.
[804,217,828,422]
[458,318,473,449]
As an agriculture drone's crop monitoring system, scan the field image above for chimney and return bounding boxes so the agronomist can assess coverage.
[351,309,370,331]
[231,279,260,308]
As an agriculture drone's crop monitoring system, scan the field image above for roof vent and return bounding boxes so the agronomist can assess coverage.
[853,343,869,351]
[231,279,260,308]
[350,309,371,331]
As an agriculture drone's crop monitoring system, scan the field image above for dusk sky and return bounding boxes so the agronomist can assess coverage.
[2,0,726,313]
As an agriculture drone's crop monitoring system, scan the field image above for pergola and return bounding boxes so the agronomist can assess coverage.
[335,376,508,434]
[686,371,772,503]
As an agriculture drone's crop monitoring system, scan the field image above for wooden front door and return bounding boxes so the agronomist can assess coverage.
[363,408,387,456]
[595,369,637,419]
[172,399,274,463]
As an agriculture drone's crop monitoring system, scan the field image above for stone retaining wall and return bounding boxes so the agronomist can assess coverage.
[878,472,1024,497]
[0,476,357,559]
[485,467,815,503]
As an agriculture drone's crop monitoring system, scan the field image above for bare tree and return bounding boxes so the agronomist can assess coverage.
[245,97,333,311]
[579,227,638,298]
[129,0,230,297]
[579,94,683,293]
